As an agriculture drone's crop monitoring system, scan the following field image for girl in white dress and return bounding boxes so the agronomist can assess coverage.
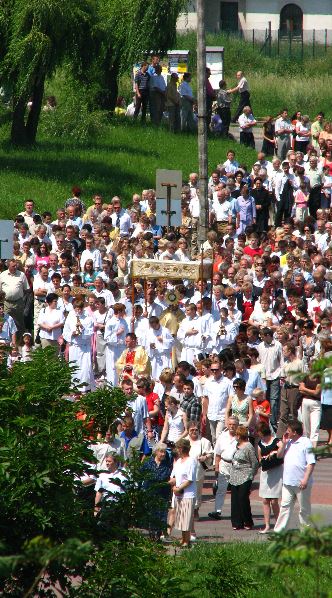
[63,299,95,393]
[145,316,174,380]
[104,303,129,386]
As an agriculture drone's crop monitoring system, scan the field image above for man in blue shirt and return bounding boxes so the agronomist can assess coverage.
[235,358,266,395]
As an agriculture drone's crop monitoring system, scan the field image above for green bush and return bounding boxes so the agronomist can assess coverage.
[40,99,108,141]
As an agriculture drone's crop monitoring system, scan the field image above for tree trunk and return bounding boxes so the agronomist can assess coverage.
[26,73,46,144]
[11,95,28,145]
[97,50,120,111]
[108,58,120,112]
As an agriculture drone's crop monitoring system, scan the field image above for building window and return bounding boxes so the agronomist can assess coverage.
[280,3,303,35]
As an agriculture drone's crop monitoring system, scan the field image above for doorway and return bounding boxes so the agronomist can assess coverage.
[280,3,303,35]
[220,2,239,32]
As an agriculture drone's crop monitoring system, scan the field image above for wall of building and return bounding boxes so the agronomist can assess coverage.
[177,0,332,33]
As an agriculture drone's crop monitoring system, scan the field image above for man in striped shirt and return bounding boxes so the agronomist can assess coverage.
[134,62,150,122]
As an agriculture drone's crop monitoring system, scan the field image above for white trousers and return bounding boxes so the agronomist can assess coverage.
[195,478,204,509]
[208,419,225,447]
[274,483,312,532]
[302,398,322,444]
[215,472,229,512]
[105,344,123,386]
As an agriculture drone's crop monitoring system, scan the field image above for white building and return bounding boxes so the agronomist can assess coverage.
[178,1,332,41]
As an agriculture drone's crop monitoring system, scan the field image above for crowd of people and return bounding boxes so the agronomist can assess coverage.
[0,137,332,544]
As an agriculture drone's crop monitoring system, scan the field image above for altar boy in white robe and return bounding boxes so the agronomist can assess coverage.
[63,298,96,392]
[177,303,203,366]
[144,316,174,380]
[212,307,238,354]
[104,303,129,386]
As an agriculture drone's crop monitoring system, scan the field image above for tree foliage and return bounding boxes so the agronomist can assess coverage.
[261,521,332,598]
[0,0,187,140]
[0,0,101,144]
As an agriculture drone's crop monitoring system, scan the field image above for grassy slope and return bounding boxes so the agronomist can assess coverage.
[0,120,256,217]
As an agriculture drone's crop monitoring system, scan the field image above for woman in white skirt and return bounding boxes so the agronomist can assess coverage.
[257,421,283,534]
[170,438,197,548]
[187,422,213,534]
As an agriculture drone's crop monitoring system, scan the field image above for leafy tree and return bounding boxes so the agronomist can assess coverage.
[0,348,170,594]
[78,0,187,111]
[0,0,101,144]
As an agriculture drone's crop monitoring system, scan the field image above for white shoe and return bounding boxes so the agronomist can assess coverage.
[190,535,197,542]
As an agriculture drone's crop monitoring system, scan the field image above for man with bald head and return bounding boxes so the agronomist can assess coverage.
[313,265,332,301]
[227,70,251,123]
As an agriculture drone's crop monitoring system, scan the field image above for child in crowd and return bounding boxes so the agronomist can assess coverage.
[293,180,309,221]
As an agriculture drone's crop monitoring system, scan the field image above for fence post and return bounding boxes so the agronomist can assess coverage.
[252,28,255,49]
[277,29,280,56]
[325,28,327,53]
[301,30,304,60]
[312,29,315,58]
[289,30,292,58]
[268,21,272,57]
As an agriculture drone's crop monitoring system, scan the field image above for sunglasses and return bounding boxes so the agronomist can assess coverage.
[189,428,199,432]
[211,369,220,372]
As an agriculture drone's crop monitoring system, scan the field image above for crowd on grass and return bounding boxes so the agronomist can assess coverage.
[127,57,332,162]
[0,138,332,546]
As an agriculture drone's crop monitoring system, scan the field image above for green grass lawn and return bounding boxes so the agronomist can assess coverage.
[0,120,257,217]
[177,542,332,598]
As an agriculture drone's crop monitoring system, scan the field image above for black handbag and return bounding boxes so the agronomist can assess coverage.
[35,328,41,345]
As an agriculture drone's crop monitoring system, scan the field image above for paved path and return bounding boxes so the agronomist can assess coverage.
[228,123,264,150]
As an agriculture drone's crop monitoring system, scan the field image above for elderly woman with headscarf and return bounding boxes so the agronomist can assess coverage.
[142,442,173,539]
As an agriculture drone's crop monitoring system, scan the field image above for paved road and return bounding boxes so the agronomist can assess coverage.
[228,122,264,151]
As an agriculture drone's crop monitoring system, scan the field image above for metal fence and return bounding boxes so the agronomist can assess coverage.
[221,29,332,59]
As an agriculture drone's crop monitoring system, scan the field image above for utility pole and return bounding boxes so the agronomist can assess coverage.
[197,0,208,246]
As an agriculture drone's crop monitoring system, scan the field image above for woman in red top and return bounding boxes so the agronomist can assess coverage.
[239,282,256,323]
[136,377,162,439]
[320,149,332,175]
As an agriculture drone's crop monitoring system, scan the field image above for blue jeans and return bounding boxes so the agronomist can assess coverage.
[266,378,281,431]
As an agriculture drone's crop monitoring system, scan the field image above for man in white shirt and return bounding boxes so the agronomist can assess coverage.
[274,420,315,532]
[111,197,131,236]
[258,328,283,431]
[255,151,273,176]
[80,235,102,272]
[238,106,256,149]
[274,161,298,227]
[0,259,29,338]
[203,363,233,445]
[275,109,293,161]
[18,199,36,232]
[179,72,196,133]
[227,70,251,123]
[208,416,239,520]
[93,277,115,309]
[211,189,232,233]
[223,150,239,175]
[149,64,166,126]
